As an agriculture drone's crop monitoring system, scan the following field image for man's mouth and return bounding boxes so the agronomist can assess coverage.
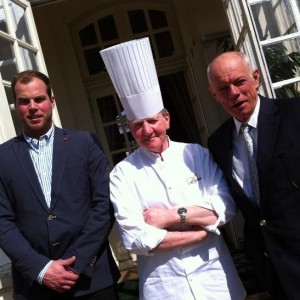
[143,136,155,142]
[232,101,246,109]
[28,115,42,121]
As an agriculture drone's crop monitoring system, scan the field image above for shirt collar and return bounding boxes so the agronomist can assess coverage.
[23,124,55,145]
[140,136,171,161]
[233,97,260,135]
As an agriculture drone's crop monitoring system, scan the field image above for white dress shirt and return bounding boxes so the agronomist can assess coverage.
[24,125,54,284]
[232,99,260,199]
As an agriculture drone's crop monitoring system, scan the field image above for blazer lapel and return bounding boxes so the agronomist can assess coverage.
[50,127,69,210]
[257,96,280,201]
[216,119,235,177]
[12,135,49,212]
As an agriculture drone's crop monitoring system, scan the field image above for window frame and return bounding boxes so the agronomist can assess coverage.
[0,0,61,143]
[223,0,300,97]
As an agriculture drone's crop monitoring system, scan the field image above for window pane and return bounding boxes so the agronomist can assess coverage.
[8,0,31,44]
[79,23,97,46]
[0,38,17,81]
[5,86,22,135]
[154,31,175,57]
[104,124,127,151]
[96,95,118,123]
[20,47,37,70]
[83,47,104,75]
[251,0,298,41]
[274,82,300,98]
[149,10,168,29]
[116,111,130,134]
[262,38,300,84]
[98,15,118,42]
[128,10,148,34]
[0,3,8,33]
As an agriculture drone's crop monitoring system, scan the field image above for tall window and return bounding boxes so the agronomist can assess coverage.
[0,0,60,143]
[223,0,300,98]
[78,8,176,77]
[249,0,300,98]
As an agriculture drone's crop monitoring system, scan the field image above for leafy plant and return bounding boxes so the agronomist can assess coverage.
[263,43,300,98]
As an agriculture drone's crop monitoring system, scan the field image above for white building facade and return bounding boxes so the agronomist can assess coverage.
[0,0,300,298]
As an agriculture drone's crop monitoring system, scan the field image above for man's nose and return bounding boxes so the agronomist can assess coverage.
[29,99,37,109]
[229,84,239,95]
[142,121,152,134]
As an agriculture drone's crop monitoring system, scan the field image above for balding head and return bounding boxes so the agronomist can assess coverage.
[207,51,260,122]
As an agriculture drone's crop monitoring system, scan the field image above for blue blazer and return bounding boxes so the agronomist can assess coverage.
[208,96,300,298]
[0,127,120,299]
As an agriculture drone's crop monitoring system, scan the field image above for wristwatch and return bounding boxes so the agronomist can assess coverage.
[177,207,187,225]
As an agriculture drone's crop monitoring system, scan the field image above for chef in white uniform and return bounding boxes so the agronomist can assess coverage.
[100,38,246,300]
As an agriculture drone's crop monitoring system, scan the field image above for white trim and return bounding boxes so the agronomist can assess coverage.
[0,77,16,143]
[0,0,61,144]
[248,0,271,4]
[222,0,274,97]
[272,77,300,89]
[260,32,300,46]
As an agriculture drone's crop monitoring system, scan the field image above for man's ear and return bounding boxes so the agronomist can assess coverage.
[51,96,56,109]
[252,69,260,88]
[164,112,170,130]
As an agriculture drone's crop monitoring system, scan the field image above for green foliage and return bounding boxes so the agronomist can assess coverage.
[263,43,300,98]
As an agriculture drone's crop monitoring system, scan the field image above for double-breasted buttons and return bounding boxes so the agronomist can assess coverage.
[259,219,267,226]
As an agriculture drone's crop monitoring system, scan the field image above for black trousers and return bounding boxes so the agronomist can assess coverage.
[258,256,287,300]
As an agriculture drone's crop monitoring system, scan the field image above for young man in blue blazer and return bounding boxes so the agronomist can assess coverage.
[0,70,120,299]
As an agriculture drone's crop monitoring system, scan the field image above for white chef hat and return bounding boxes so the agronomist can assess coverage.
[100,37,164,120]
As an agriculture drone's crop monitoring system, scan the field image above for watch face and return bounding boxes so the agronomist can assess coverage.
[178,207,187,214]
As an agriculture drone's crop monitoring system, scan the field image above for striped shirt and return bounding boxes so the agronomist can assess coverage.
[24,125,54,208]
[24,125,55,284]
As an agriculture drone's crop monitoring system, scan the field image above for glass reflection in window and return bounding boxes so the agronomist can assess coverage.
[20,47,37,70]
[8,0,31,44]
[0,38,17,81]
[0,3,8,33]
[251,0,297,41]
[5,86,22,135]
[263,38,300,83]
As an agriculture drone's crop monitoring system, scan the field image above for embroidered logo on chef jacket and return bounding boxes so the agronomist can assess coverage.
[186,173,201,184]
